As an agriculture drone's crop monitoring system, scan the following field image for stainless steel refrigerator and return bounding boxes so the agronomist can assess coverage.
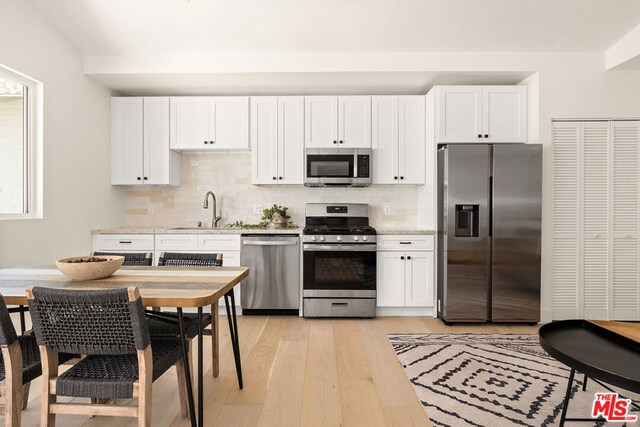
[437,144,542,323]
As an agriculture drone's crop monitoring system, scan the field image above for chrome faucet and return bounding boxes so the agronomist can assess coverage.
[203,191,222,228]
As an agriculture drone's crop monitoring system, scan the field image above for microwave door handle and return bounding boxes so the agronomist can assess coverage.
[354,155,358,178]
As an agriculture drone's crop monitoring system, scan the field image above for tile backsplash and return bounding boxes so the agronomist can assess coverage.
[126,153,433,229]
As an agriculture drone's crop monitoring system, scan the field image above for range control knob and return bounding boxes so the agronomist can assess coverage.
[362,236,368,241]
[336,236,343,241]
[320,235,326,241]
[353,235,359,241]
[311,235,317,241]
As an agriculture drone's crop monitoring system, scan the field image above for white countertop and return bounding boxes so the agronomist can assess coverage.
[93,227,435,235]
[92,227,303,235]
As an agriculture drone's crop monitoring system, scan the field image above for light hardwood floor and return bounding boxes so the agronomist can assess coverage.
[16,316,539,427]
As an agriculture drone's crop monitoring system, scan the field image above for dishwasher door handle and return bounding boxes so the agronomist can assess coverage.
[242,240,299,246]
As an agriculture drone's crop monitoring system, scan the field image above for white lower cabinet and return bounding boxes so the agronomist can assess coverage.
[377,235,435,309]
[94,233,242,306]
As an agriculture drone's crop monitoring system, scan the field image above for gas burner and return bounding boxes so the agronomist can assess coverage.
[303,225,330,234]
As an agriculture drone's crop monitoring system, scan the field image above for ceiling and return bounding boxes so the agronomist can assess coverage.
[33,0,640,55]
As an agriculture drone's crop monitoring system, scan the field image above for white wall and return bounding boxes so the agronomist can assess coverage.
[0,0,125,268]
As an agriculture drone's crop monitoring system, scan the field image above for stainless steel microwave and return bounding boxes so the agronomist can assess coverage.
[304,148,372,187]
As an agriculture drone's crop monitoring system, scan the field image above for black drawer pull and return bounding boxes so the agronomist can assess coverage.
[400,256,405,260]
[484,134,489,138]
[332,302,349,307]
[333,140,337,144]
[399,241,412,245]
[478,134,482,138]
[407,256,412,260]
[119,241,132,244]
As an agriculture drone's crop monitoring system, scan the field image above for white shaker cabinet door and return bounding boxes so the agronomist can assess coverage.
[398,95,425,184]
[338,96,371,148]
[211,96,249,149]
[170,97,210,150]
[251,97,278,184]
[371,96,399,184]
[111,97,144,185]
[305,96,338,148]
[405,251,433,307]
[278,96,305,184]
[144,97,180,186]
[482,86,527,143]
[436,86,483,143]
[377,251,405,307]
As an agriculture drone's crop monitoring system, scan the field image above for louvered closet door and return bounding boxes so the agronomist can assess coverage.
[552,122,581,319]
[582,122,610,319]
[611,121,640,320]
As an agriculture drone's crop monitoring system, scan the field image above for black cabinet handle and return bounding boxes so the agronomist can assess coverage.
[204,141,208,144]
[272,177,276,180]
[339,140,344,144]
[279,176,283,180]
[484,134,489,138]
[136,177,141,181]
[119,241,132,244]
[399,241,412,245]
[400,256,405,260]
[407,256,412,260]
[400,176,404,180]
[143,177,148,180]
[333,140,337,144]
[394,176,398,180]
[211,140,215,144]
[477,134,482,138]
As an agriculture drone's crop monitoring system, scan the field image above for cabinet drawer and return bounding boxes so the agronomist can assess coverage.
[377,235,434,251]
[93,234,154,251]
[155,234,198,251]
[197,234,241,251]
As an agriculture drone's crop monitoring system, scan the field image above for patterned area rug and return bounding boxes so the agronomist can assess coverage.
[389,333,639,427]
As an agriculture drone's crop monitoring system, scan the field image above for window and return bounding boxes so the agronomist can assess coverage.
[0,64,42,219]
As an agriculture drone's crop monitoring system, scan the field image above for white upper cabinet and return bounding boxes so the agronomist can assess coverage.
[305,96,371,148]
[169,97,210,149]
[251,96,304,185]
[433,85,527,143]
[338,96,371,148]
[372,96,398,184]
[305,96,338,147]
[112,97,144,185]
[398,96,426,184]
[278,97,305,184]
[170,96,249,150]
[372,96,425,185]
[211,97,250,149]
[436,86,483,143]
[111,97,180,186]
[482,86,528,143]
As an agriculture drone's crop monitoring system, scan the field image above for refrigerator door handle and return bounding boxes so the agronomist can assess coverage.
[488,175,493,237]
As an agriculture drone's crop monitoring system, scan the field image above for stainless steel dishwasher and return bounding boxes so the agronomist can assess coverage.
[240,234,300,314]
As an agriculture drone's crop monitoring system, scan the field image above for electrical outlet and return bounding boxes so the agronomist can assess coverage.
[148,205,154,215]
[253,205,263,214]
[384,204,391,215]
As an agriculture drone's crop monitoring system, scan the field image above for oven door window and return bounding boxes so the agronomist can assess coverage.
[306,155,354,178]
[304,250,376,290]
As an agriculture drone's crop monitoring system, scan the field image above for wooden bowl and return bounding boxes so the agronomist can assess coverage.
[56,256,125,281]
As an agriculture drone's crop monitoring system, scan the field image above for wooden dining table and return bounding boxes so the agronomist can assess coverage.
[0,265,249,427]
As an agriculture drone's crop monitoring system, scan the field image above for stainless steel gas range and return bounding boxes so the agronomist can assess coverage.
[302,203,377,318]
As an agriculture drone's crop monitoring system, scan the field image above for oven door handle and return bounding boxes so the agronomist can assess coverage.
[303,244,376,252]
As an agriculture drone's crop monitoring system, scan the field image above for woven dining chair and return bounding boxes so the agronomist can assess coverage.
[27,287,189,427]
[92,251,153,267]
[151,252,242,389]
[0,295,77,427]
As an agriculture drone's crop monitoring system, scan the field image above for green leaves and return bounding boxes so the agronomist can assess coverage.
[225,204,297,229]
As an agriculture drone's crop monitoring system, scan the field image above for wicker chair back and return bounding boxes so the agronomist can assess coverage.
[158,252,222,267]
[93,252,153,267]
[0,295,18,347]
[28,287,150,355]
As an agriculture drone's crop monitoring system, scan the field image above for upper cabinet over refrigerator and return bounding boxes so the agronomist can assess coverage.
[431,85,527,144]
